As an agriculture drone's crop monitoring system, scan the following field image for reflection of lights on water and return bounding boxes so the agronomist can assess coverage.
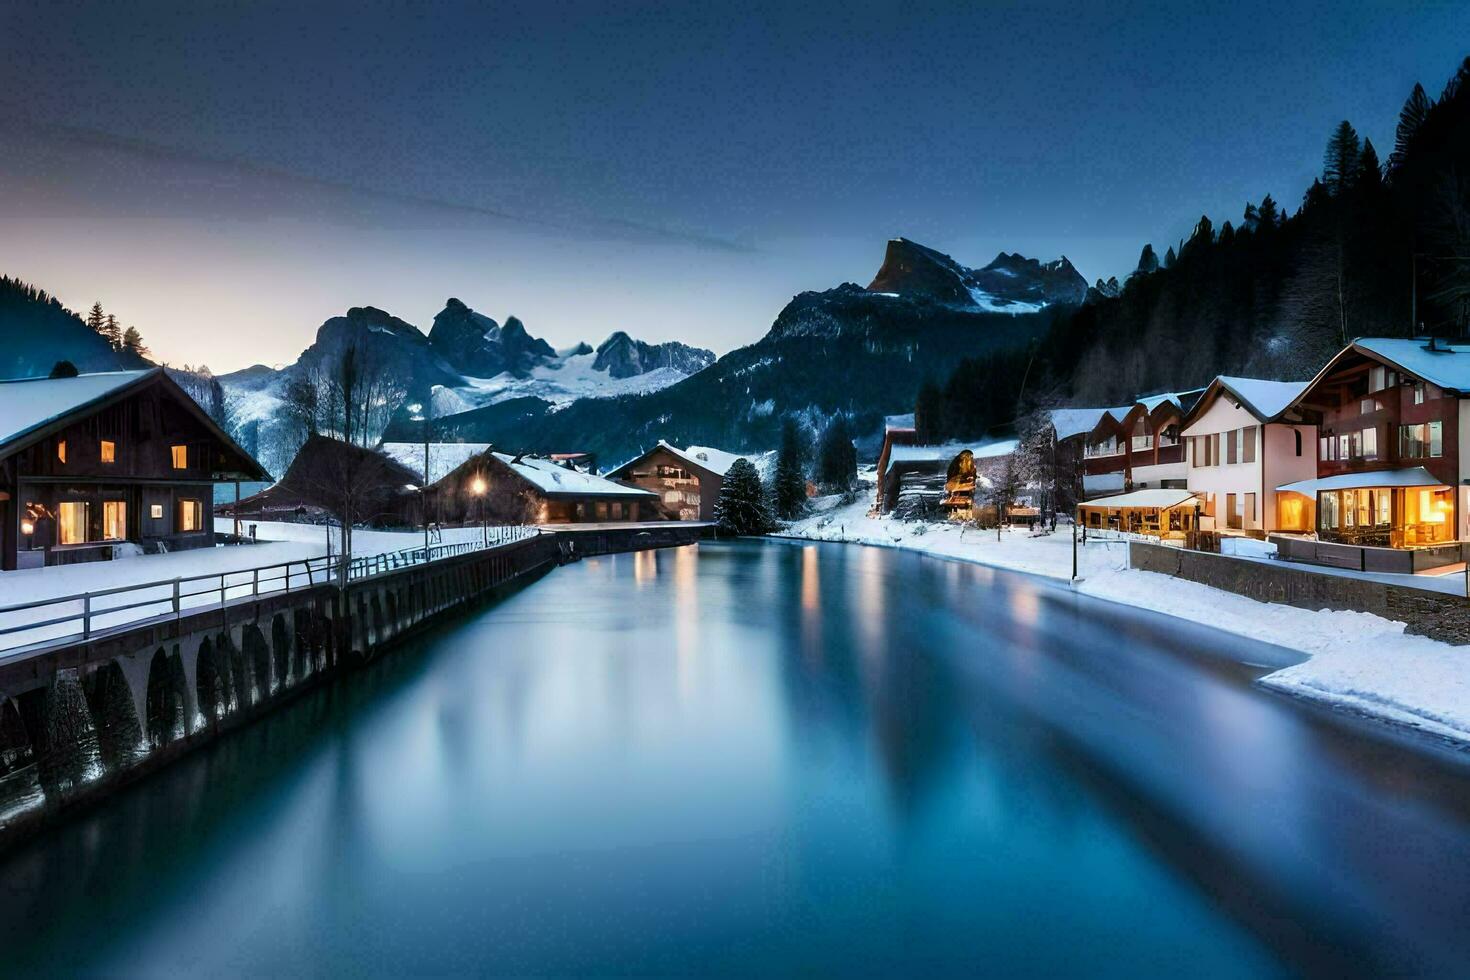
[674,546,698,695]
[857,546,886,667]
[801,546,820,610]
[1010,588,1041,627]
[634,549,657,585]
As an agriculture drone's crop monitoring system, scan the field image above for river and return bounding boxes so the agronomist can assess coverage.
[3,540,1470,976]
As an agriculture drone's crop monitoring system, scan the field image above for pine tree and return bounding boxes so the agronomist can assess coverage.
[1163,245,1178,268]
[1323,120,1362,195]
[816,415,857,491]
[101,313,122,350]
[85,301,106,336]
[121,326,149,359]
[914,379,944,442]
[1358,138,1383,191]
[714,457,773,536]
[1257,194,1279,228]
[772,417,807,520]
[1389,83,1433,173]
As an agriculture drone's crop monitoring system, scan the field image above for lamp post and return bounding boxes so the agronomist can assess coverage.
[470,473,487,547]
[407,401,431,560]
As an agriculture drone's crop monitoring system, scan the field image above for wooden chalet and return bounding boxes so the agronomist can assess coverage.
[1074,390,1203,498]
[605,442,743,521]
[219,434,420,528]
[426,450,657,525]
[1274,337,1470,570]
[0,368,270,570]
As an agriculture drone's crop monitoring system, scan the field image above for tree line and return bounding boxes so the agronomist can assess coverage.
[83,300,151,360]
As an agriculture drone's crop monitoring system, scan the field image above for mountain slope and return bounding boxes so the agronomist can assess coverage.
[0,276,152,378]
[406,239,1076,462]
[867,238,1087,312]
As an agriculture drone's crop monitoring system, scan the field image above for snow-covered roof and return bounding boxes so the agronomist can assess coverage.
[888,438,1017,465]
[1078,488,1198,510]
[1352,338,1470,393]
[0,369,154,454]
[1133,388,1206,415]
[1209,377,1310,422]
[661,441,746,477]
[1049,408,1112,440]
[884,413,915,432]
[379,442,493,484]
[1277,467,1447,496]
[496,453,655,498]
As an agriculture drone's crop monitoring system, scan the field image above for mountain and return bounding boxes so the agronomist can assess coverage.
[401,238,1076,462]
[221,297,713,474]
[0,276,152,378]
[867,238,1087,312]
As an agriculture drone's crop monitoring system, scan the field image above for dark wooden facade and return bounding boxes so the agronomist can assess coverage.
[1,370,269,570]
[427,450,657,525]
[605,444,728,521]
[219,434,421,529]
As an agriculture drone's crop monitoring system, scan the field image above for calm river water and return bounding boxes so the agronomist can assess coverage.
[4,540,1470,976]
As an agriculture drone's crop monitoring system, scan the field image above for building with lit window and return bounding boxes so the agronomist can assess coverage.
[0,368,269,570]
[1180,376,1316,535]
[1273,338,1470,571]
[431,449,658,525]
[606,442,743,521]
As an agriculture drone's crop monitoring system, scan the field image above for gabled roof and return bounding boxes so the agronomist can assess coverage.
[1049,407,1113,440]
[607,440,746,480]
[0,367,270,480]
[1184,376,1311,426]
[1350,338,1470,393]
[0,370,153,454]
[889,438,1018,465]
[496,453,655,499]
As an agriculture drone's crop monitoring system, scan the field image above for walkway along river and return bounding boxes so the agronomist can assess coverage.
[4,540,1470,974]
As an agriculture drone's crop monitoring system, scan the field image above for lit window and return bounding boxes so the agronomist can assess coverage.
[101,440,115,463]
[57,440,66,464]
[150,503,164,520]
[171,445,188,469]
[178,499,203,532]
[102,500,126,540]
[58,501,87,545]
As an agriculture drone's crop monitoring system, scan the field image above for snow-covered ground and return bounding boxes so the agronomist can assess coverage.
[782,491,1470,748]
[0,521,491,653]
[456,351,693,410]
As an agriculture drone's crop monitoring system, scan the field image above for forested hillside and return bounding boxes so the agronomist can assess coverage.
[0,279,153,378]
[926,56,1470,442]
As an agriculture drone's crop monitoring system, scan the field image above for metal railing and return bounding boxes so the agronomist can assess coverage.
[0,525,542,656]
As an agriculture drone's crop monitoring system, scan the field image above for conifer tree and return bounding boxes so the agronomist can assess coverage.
[816,415,857,491]
[1257,194,1279,228]
[772,417,807,520]
[1134,243,1159,275]
[1163,245,1177,268]
[714,457,773,536]
[1323,120,1362,195]
[85,301,106,336]
[101,313,122,350]
[122,326,149,359]
[914,379,944,442]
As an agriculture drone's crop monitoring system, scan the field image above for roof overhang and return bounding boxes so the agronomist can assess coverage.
[1078,489,1198,510]
[1277,467,1449,496]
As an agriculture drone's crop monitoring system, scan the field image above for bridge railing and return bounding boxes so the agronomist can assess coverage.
[0,526,542,657]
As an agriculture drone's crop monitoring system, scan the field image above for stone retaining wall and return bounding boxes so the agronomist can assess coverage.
[1129,541,1470,646]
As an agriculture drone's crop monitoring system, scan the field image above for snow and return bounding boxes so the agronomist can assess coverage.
[1080,488,1197,509]
[1278,466,1446,495]
[0,370,153,450]
[456,351,694,409]
[495,453,655,498]
[888,438,1017,465]
[379,442,493,484]
[965,286,1044,314]
[783,489,1470,747]
[1049,408,1111,440]
[0,521,493,653]
[1211,377,1310,421]
[654,442,746,477]
[884,413,915,431]
[1353,337,1470,393]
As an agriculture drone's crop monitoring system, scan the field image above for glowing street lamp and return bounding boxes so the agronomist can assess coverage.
[470,473,487,546]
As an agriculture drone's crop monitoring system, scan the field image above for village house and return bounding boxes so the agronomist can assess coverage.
[1,368,270,570]
[427,450,657,525]
[1272,337,1470,571]
[1067,390,1203,499]
[605,442,743,521]
[876,438,1018,518]
[1180,376,1317,535]
[219,433,421,528]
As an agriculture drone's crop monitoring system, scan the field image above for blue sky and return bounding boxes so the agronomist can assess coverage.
[1,1,1466,370]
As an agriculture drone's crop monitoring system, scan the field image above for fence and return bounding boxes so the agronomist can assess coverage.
[0,525,542,656]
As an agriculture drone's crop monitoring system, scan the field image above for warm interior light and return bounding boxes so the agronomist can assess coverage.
[470,476,487,496]
[20,521,34,535]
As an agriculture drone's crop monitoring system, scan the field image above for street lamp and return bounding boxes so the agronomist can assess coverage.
[407,401,430,559]
[470,473,487,547]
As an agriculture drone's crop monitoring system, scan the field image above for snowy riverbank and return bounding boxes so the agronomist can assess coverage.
[781,493,1470,749]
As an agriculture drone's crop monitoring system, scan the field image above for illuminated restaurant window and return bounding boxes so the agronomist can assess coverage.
[101,440,115,463]
[58,501,87,545]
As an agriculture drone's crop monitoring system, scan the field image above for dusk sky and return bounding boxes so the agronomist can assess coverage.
[2,0,1466,371]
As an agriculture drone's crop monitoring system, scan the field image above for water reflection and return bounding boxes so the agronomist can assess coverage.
[4,542,1470,975]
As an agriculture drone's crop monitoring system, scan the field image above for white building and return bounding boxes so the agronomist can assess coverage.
[1180,376,1317,534]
